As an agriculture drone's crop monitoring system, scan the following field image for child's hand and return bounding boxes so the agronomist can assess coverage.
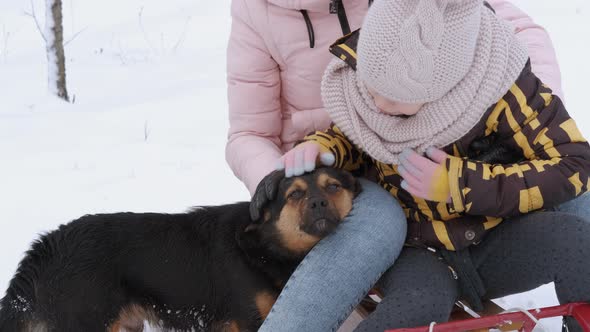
[276,141,335,177]
[398,147,451,203]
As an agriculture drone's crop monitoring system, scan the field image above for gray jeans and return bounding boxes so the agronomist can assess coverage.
[355,202,590,332]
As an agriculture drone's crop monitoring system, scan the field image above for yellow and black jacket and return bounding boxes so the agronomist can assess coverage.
[305,30,590,251]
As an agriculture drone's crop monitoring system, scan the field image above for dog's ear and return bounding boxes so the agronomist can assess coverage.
[250,170,285,221]
[340,170,362,197]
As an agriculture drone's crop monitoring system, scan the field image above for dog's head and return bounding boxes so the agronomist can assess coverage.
[239,167,361,258]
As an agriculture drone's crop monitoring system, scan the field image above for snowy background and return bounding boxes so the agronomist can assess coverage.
[0,0,588,330]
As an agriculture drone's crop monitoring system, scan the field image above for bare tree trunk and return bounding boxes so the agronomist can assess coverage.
[45,0,69,101]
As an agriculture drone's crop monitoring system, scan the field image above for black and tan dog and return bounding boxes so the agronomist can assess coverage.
[0,167,361,332]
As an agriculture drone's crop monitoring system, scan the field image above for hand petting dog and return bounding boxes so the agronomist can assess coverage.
[398,147,451,203]
[252,142,336,221]
[276,141,335,177]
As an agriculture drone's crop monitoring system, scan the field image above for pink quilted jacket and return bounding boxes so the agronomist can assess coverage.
[226,0,564,195]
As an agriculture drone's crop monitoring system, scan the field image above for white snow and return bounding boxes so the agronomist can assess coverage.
[0,1,588,331]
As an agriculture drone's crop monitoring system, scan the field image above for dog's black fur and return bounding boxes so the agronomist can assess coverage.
[0,168,361,332]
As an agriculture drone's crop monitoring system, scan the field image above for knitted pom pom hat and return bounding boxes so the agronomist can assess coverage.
[321,0,529,164]
[357,0,483,103]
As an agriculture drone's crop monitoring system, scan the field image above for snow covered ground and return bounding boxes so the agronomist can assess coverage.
[0,0,588,331]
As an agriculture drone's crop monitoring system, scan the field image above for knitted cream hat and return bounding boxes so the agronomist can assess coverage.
[321,0,529,164]
[358,0,482,103]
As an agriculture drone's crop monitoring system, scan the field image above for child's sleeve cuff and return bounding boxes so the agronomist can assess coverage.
[447,155,466,213]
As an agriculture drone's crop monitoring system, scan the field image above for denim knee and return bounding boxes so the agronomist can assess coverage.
[344,179,407,259]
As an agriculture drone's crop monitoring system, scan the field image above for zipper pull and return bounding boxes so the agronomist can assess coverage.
[447,265,459,280]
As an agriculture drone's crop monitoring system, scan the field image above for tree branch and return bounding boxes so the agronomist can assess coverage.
[64,26,87,46]
[23,0,46,42]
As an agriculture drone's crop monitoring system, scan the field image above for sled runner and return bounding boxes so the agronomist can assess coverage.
[385,302,590,332]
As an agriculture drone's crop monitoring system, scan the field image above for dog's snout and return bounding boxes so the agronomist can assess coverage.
[303,196,337,237]
[310,198,328,210]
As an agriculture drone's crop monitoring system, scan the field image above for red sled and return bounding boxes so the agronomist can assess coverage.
[385,302,590,332]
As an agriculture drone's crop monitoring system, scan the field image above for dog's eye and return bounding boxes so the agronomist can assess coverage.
[325,183,341,193]
[288,189,305,200]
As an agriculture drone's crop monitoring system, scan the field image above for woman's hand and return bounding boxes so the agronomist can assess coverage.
[276,141,335,177]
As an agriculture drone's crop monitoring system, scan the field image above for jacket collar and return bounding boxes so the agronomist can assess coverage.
[329,29,360,70]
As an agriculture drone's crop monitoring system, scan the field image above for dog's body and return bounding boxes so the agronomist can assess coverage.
[0,168,360,332]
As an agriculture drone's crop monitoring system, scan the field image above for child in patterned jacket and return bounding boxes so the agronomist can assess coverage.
[276,0,590,329]
[278,0,590,251]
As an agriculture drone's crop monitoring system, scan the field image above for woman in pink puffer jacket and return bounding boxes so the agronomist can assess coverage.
[226,0,563,331]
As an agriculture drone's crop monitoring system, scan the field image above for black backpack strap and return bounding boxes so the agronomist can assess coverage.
[330,0,351,35]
